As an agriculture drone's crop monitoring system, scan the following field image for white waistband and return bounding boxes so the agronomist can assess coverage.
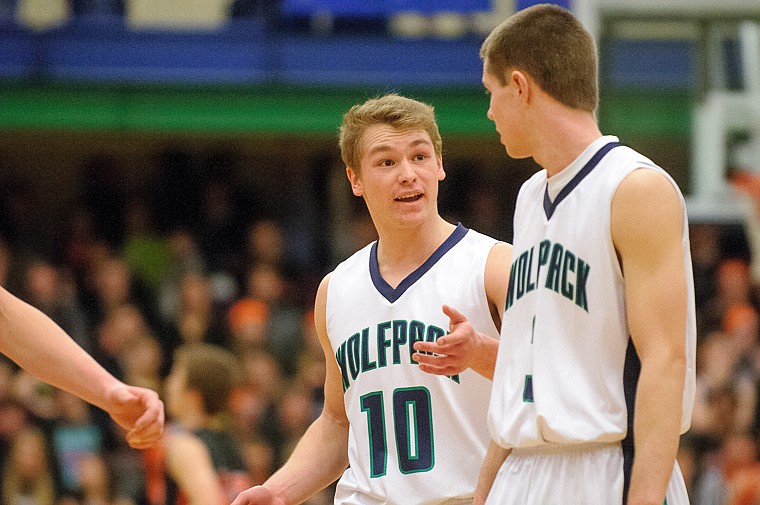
[510,441,619,457]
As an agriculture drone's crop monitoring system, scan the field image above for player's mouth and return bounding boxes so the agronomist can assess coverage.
[395,192,423,203]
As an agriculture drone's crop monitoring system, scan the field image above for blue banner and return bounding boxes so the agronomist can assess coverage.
[282,0,492,17]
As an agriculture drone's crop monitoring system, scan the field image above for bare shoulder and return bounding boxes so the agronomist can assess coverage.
[486,242,513,280]
[165,429,210,466]
[612,167,684,256]
[614,167,681,207]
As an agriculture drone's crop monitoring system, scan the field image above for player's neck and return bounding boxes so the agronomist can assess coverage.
[375,218,456,287]
[532,106,602,178]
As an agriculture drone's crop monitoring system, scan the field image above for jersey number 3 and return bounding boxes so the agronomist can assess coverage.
[360,386,434,477]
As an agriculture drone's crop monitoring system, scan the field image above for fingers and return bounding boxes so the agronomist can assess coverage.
[122,387,165,448]
[413,347,467,374]
[125,419,164,448]
[125,415,163,448]
[413,353,465,376]
[413,332,465,354]
[443,304,468,327]
[231,485,274,505]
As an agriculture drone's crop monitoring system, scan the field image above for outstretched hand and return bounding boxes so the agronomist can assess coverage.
[413,305,484,376]
[105,383,164,449]
[231,485,286,505]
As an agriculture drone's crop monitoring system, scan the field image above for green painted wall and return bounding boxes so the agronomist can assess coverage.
[0,83,493,134]
[0,83,692,138]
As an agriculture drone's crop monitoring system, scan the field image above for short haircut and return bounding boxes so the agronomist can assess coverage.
[480,4,598,112]
[174,343,239,416]
[339,93,442,173]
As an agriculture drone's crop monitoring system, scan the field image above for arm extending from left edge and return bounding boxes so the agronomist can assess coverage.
[0,286,164,448]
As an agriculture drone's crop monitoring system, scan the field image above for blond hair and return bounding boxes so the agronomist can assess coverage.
[339,94,442,173]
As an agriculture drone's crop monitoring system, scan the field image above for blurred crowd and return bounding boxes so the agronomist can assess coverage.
[677,221,760,505]
[0,148,349,504]
[0,179,760,505]
[1,153,760,505]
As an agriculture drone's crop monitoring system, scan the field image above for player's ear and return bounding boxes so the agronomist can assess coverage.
[346,166,363,196]
[512,70,531,104]
[437,156,445,181]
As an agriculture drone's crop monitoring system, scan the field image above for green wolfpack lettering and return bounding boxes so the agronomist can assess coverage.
[505,239,590,312]
[336,319,460,392]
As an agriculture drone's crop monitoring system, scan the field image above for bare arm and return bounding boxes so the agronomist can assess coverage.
[473,441,511,505]
[166,431,226,505]
[0,286,164,448]
[232,274,349,505]
[413,242,512,379]
[612,170,687,505]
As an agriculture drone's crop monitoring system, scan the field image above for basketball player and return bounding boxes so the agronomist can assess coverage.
[230,94,511,505]
[156,343,251,505]
[471,4,696,505]
[0,285,164,449]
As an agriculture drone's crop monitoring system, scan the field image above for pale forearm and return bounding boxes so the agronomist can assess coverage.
[0,287,121,410]
[265,412,349,505]
[627,357,685,505]
[473,441,510,505]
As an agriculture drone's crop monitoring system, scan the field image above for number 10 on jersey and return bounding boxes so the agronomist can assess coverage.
[360,386,435,477]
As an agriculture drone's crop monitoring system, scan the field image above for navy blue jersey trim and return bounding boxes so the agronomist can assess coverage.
[622,337,641,505]
[370,223,469,303]
[543,141,621,220]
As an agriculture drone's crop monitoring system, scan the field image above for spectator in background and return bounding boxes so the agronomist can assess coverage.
[151,343,251,505]
[156,228,207,326]
[242,263,303,377]
[244,220,285,273]
[0,394,29,467]
[71,453,116,505]
[160,272,230,375]
[699,258,760,335]
[121,200,172,302]
[231,348,284,463]
[722,432,760,505]
[2,425,56,505]
[691,331,753,442]
[690,223,722,309]
[21,258,91,352]
[86,255,154,331]
[677,434,726,505]
[723,303,760,377]
[227,298,269,355]
[94,304,154,380]
[121,334,164,394]
[240,437,276,487]
[49,391,105,498]
[273,382,315,460]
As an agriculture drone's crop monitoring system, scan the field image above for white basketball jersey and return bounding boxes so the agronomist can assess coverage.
[326,224,500,505]
[488,135,696,450]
